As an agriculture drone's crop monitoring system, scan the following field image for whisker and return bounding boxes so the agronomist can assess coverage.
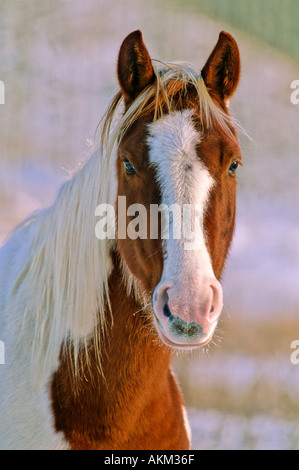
[132,301,152,317]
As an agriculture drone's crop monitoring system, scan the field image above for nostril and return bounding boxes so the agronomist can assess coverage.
[154,285,171,313]
[161,297,202,339]
[163,303,173,319]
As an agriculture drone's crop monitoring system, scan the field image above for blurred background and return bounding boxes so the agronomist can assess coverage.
[1,0,299,449]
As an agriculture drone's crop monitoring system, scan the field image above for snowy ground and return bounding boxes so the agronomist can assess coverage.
[188,409,299,450]
[1,0,299,450]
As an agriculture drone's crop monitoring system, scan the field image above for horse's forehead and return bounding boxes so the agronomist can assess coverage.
[147,109,201,162]
[147,109,214,205]
[147,109,241,169]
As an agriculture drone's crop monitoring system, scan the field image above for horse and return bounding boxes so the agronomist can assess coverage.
[0,29,244,450]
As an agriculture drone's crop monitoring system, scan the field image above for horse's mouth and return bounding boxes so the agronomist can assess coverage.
[153,312,215,350]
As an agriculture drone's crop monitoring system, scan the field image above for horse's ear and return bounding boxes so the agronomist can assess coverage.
[201,31,240,103]
[117,30,155,104]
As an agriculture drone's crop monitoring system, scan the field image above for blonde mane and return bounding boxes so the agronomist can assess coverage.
[8,61,245,385]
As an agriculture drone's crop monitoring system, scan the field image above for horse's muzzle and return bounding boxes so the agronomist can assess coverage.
[152,279,223,349]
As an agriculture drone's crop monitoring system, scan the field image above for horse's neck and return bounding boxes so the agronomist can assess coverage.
[99,254,173,391]
[51,254,179,449]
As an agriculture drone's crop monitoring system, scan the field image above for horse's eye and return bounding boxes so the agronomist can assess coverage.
[228,160,239,176]
[124,160,137,175]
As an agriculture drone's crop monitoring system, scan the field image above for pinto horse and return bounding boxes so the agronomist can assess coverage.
[0,30,243,450]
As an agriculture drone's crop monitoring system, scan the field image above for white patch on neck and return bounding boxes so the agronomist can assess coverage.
[147,110,215,290]
[182,405,192,447]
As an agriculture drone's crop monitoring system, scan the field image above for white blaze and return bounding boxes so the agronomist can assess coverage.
[148,110,215,297]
